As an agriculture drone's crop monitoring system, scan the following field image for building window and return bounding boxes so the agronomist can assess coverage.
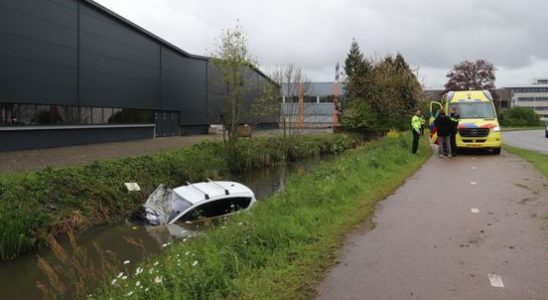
[92,107,103,124]
[34,105,53,124]
[0,103,157,126]
[319,96,334,103]
[80,107,91,124]
[303,96,317,103]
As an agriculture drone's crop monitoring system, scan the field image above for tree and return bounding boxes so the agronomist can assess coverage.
[444,60,496,91]
[444,59,499,108]
[341,41,423,134]
[344,38,368,78]
[394,53,421,114]
[210,22,256,147]
[343,39,371,101]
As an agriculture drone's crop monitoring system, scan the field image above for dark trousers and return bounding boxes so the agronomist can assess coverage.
[450,132,457,156]
[412,130,420,154]
[420,125,424,136]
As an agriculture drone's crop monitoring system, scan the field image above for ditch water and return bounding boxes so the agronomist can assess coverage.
[0,155,332,299]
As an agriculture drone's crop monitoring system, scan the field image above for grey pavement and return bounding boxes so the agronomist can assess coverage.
[502,130,548,154]
[0,128,332,173]
[317,150,548,300]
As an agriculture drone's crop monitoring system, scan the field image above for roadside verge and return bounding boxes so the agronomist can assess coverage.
[503,144,548,178]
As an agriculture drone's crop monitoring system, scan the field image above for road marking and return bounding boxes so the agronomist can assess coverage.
[471,181,477,185]
[488,274,504,288]
[472,166,477,170]
[471,208,480,213]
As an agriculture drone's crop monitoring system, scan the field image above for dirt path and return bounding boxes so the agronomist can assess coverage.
[317,151,548,300]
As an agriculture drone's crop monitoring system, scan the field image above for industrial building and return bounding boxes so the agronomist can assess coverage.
[506,79,548,121]
[0,0,274,151]
[281,82,344,128]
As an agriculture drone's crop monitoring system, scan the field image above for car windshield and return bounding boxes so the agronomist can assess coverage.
[453,102,496,119]
[169,194,193,221]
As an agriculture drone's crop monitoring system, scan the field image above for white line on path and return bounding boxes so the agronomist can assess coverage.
[472,166,477,170]
[471,181,477,185]
[488,274,504,288]
[471,208,480,213]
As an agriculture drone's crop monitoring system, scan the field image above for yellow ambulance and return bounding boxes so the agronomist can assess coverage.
[430,90,502,154]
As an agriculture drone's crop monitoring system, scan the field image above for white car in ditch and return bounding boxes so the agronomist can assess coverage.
[140,180,256,225]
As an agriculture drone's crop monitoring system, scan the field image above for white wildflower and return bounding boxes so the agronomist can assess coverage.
[145,287,149,292]
[127,291,133,296]
[135,281,141,287]
[149,268,154,274]
[153,261,159,266]
[111,278,117,285]
[117,272,124,278]
[154,276,163,284]
[135,267,143,276]
[123,260,130,265]
[192,260,198,267]
[185,251,190,256]
[122,276,128,280]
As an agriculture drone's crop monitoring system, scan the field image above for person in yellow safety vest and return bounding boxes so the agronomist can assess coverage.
[420,115,426,136]
[411,109,422,154]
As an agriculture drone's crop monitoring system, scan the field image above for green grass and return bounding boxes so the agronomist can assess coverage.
[501,126,545,132]
[91,133,431,299]
[503,144,548,178]
[0,134,358,261]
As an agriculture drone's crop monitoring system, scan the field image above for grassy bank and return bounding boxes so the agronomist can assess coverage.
[90,133,431,299]
[503,145,548,178]
[0,134,358,261]
[501,126,545,132]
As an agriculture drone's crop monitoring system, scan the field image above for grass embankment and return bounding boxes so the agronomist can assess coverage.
[503,145,548,178]
[501,126,545,132]
[0,134,358,261]
[93,133,431,299]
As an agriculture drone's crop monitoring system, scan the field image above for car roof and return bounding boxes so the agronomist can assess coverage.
[172,181,254,205]
[448,90,492,103]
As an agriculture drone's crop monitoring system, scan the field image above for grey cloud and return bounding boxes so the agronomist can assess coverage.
[95,0,548,88]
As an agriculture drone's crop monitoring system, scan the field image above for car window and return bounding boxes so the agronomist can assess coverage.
[455,102,496,119]
[179,197,252,222]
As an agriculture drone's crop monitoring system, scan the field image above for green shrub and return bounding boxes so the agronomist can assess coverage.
[500,106,544,127]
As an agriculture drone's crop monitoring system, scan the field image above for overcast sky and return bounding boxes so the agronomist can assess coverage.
[95,0,548,89]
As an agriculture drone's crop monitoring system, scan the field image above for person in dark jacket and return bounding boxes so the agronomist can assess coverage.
[434,108,452,158]
[449,106,460,156]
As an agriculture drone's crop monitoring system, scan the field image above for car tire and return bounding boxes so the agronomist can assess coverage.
[493,148,501,155]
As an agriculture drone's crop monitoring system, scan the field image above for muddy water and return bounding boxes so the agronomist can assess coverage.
[0,156,331,299]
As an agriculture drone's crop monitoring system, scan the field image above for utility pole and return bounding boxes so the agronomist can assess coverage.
[298,81,303,129]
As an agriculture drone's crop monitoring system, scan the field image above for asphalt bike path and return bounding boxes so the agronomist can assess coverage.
[317,150,548,300]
